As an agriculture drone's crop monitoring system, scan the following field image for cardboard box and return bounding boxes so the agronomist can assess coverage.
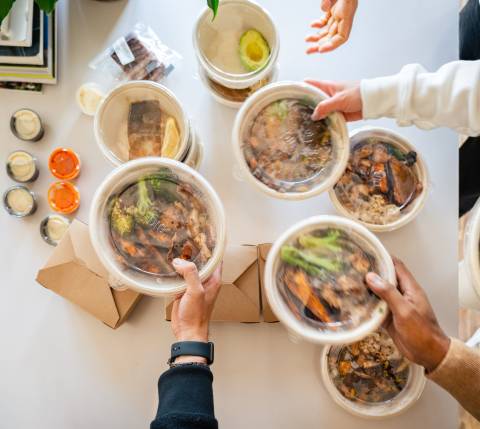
[166,245,261,322]
[166,243,279,323]
[257,243,279,323]
[36,220,142,329]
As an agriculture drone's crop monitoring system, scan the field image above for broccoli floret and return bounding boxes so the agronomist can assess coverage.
[110,198,134,236]
[134,179,158,226]
[298,230,342,252]
[281,245,342,275]
[146,172,179,203]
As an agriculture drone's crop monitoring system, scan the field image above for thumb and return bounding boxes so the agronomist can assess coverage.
[311,94,346,121]
[365,272,405,316]
[173,258,204,295]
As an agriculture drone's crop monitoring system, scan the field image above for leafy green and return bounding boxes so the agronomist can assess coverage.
[298,230,342,253]
[35,0,57,13]
[281,245,342,275]
[134,179,158,226]
[110,198,134,236]
[0,0,16,25]
[207,0,219,19]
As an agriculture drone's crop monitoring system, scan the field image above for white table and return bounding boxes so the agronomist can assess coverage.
[0,1,460,427]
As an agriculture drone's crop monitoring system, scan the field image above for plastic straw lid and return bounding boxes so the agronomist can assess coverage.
[264,215,394,345]
[89,158,226,297]
[232,81,350,200]
[320,331,426,419]
[193,0,280,89]
[329,126,429,232]
[94,81,191,167]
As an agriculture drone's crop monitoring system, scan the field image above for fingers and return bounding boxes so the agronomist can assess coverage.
[365,272,407,317]
[321,0,334,12]
[173,258,203,295]
[311,94,346,120]
[393,257,422,296]
[316,33,346,53]
[304,79,344,96]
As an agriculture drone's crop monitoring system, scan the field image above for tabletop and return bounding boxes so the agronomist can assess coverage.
[0,0,460,428]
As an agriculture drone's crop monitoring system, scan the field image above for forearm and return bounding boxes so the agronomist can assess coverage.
[427,338,480,420]
[151,365,218,429]
[361,60,480,137]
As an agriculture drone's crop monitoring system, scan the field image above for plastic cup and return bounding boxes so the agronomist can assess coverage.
[89,158,226,297]
[264,215,395,345]
[193,0,280,108]
[232,81,350,200]
[329,126,429,232]
[94,81,195,167]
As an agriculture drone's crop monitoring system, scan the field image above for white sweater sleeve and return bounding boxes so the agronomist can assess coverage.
[360,61,480,137]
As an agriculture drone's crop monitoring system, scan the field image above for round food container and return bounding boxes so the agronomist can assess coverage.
[460,198,480,310]
[329,127,429,232]
[193,0,280,108]
[40,214,71,246]
[89,158,226,297]
[10,108,44,142]
[320,330,426,419]
[6,150,39,183]
[48,148,81,180]
[264,215,394,345]
[3,185,37,217]
[94,81,196,167]
[232,81,350,200]
[48,182,80,214]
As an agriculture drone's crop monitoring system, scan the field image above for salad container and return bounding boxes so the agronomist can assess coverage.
[232,81,350,200]
[320,331,426,419]
[94,81,201,169]
[264,215,394,345]
[460,197,480,310]
[329,127,429,232]
[193,0,280,108]
[89,158,226,297]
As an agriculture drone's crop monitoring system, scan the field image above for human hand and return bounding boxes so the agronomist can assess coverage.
[171,259,222,344]
[305,79,362,121]
[365,258,450,373]
[306,0,358,54]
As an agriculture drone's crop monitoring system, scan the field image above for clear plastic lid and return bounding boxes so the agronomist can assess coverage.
[265,216,393,344]
[89,158,226,296]
[94,81,190,166]
[322,330,426,418]
[233,82,350,200]
[331,127,428,231]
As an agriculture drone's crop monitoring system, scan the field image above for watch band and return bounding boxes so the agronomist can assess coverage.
[169,341,214,365]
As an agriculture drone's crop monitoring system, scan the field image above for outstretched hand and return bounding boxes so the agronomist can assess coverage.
[365,258,450,373]
[305,79,362,122]
[306,0,358,54]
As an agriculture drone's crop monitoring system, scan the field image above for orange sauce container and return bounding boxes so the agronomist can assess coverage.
[48,182,80,214]
[48,148,81,180]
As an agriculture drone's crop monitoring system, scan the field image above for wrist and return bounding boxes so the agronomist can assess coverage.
[173,355,208,365]
[424,333,451,373]
[175,328,209,342]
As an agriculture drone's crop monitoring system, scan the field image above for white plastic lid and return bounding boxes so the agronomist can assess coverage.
[330,126,429,232]
[94,81,190,166]
[264,215,394,345]
[89,158,226,297]
[232,81,350,200]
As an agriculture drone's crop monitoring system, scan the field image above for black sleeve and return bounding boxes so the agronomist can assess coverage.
[150,365,218,429]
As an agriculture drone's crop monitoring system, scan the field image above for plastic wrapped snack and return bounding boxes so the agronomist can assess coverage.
[330,127,429,232]
[321,330,426,418]
[90,23,181,83]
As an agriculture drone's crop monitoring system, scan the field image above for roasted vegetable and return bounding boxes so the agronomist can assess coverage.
[298,230,342,253]
[281,245,341,275]
[134,179,158,226]
[110,198,134,236]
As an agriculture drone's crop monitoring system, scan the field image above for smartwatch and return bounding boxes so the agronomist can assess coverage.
[169,341,215,365]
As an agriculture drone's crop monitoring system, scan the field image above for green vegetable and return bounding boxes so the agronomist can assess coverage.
[134,179,158,226]
[267,100,289,121]
[110,198,134,236]
[298,230,342,253]
[281,245,342,275]
[387,145,406,161]
[239,29,270,72]
[145,171,180,203]
[207,0,219,19]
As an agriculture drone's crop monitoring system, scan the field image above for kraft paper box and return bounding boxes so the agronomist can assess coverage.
[258,243,279,323]
[36,220,142,329]
[166,245,261,323]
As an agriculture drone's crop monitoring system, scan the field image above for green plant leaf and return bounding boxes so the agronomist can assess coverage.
[207,0,219,19]
[0,0,16,26]
[35,0,58,13]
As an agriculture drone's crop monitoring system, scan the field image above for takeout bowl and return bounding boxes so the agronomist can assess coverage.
[89,158,226,297]
[264,215,394,345]
[329,126,429,232]
[94,81,197,167]
[193,0,280,107]
[232,81,350,200]
[320,338,426,419]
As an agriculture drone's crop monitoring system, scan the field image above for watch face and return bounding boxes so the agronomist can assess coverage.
[170,341,215,365]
